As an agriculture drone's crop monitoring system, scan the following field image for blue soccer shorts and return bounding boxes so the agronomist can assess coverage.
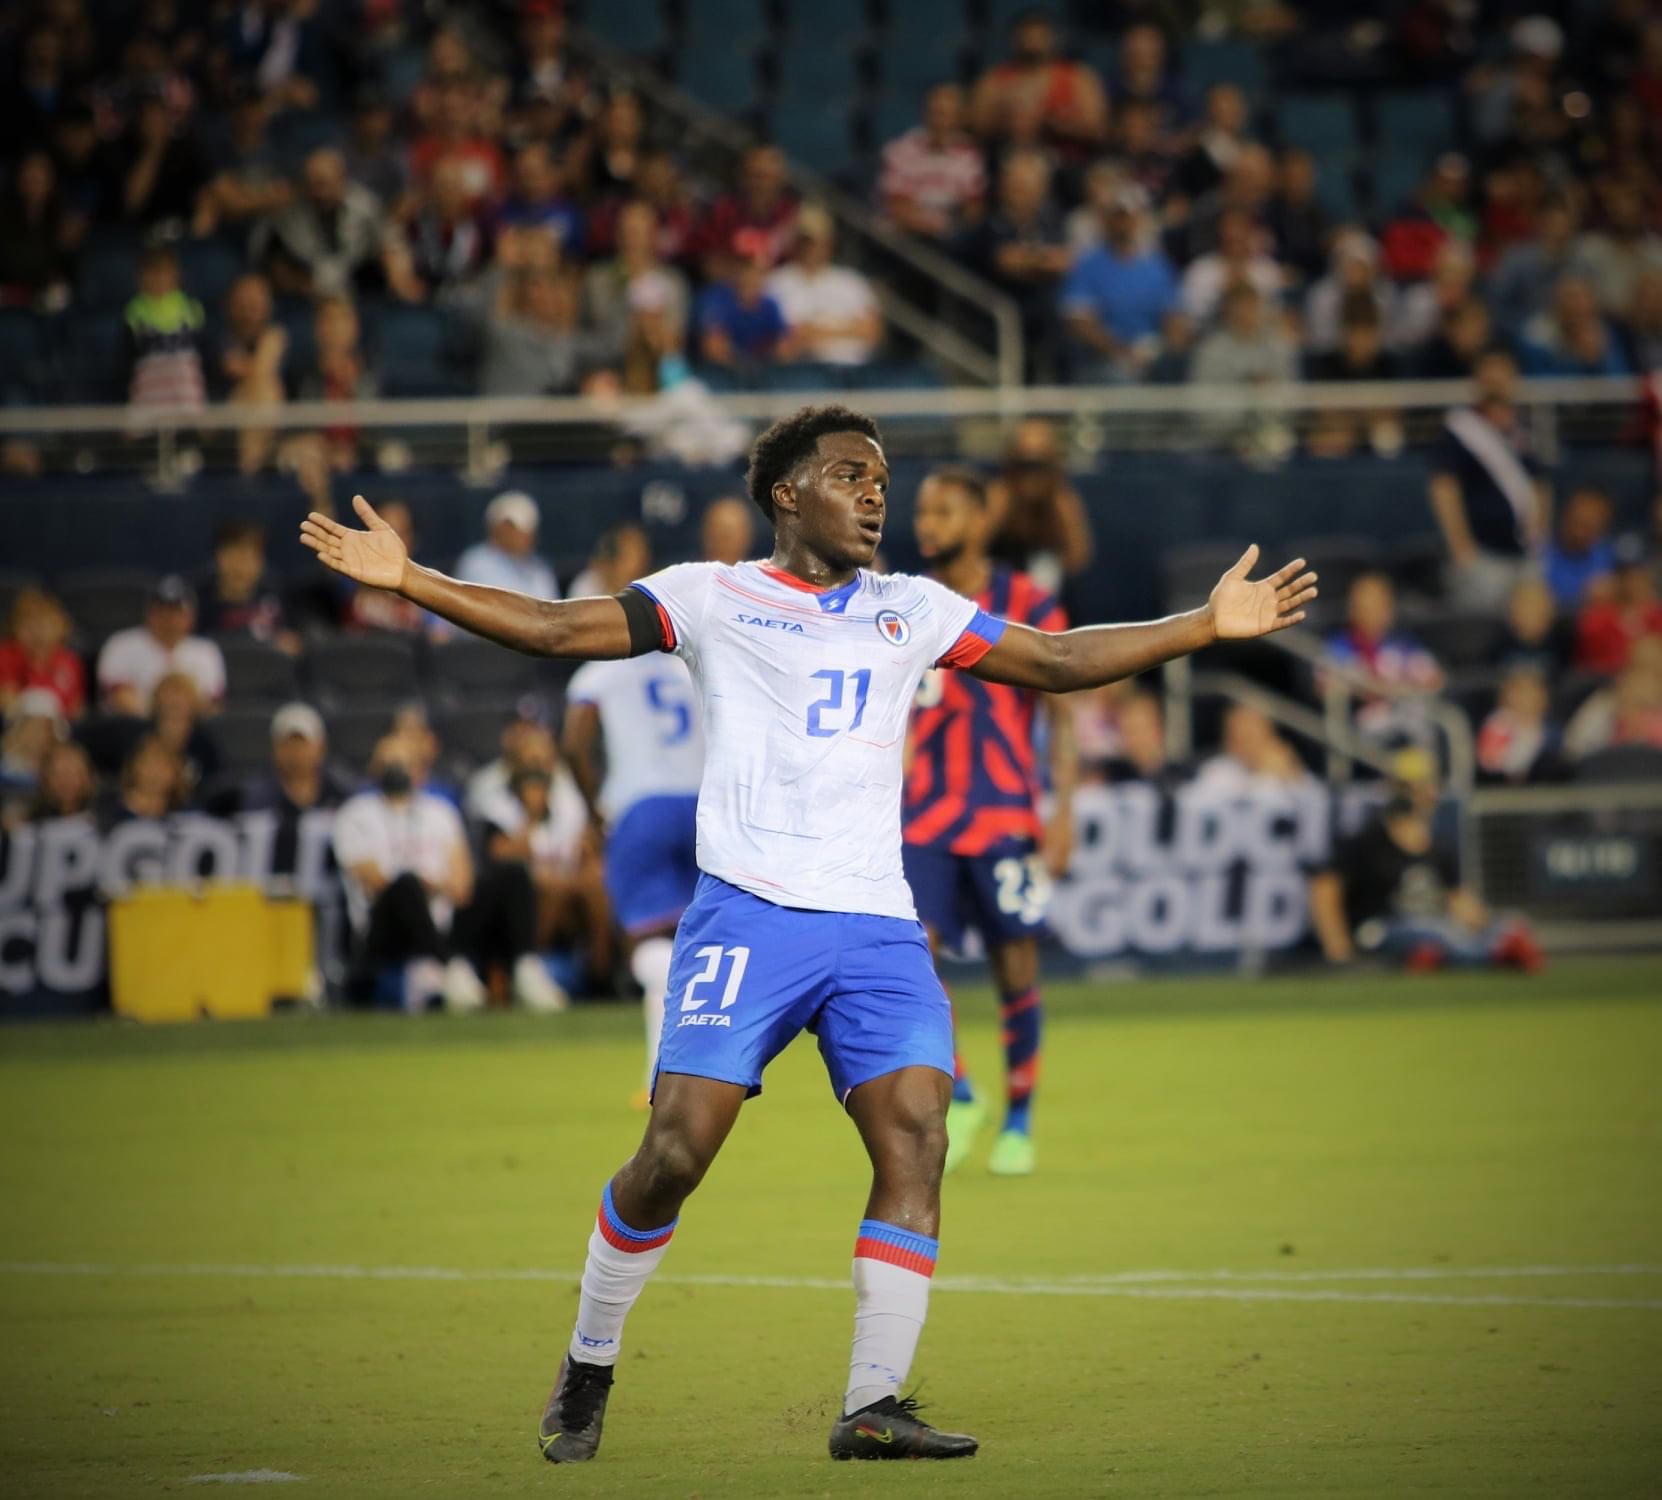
[605,794,700,936]
[653,874,954,1103]
[902,840,1052,950]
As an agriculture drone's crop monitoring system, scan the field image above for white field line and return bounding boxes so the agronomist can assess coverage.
[1,1260,1660,1310]
[185,1473,305,1486]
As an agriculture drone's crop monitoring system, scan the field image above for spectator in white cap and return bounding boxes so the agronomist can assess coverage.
[96,576,227,718]
[454,491,561,600]
[240,702,352,878]
[1,687,67,819]
[1304,230,1397,355]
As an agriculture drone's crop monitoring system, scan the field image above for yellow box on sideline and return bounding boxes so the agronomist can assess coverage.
[108,885,314,1023]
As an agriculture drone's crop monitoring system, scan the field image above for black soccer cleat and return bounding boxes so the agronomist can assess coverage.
[537,1355,614,1463]
[828,1395,979,1461]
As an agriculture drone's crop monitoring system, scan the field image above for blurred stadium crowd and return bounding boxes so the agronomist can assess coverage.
[11,1,1662,432]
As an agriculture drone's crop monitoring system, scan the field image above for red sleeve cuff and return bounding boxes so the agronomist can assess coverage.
[936,609,1006,669]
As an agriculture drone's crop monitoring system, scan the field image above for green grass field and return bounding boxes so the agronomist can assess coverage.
[2,959,1660,1499]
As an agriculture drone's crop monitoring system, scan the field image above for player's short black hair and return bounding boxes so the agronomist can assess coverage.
[745,404,883,522]
[921,465,987,508]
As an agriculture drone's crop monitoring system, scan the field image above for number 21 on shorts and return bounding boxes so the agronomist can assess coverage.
[680,945,751,1011]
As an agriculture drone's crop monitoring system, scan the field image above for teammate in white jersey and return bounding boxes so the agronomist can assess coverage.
[300,405,1318,1465]
[563,652,703,1101]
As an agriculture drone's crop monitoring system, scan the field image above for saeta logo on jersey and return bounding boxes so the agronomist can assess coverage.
[874,609,911,646]
[735,612,805,634]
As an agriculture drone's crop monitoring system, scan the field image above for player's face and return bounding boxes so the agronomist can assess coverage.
[789,431,889,570]
[913,477,982,567]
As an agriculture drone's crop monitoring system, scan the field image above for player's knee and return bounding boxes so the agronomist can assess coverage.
[875,1099,948,1184]
[635,1127,710,1203]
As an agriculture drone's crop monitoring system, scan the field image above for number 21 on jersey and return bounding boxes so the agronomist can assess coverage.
[807,669,871,737]
[680,944,750,1013]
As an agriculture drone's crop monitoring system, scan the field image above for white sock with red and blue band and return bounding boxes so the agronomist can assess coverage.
[567,1182,677,1367]
[844,1219,938,1415]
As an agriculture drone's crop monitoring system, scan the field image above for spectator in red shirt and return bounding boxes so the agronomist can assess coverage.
[0,589,85,721]
[409,75,506,206]
[1576,536,1662,674]
[1382,154,1477,282]
[971,9,1108,162]
[697,144,799,276]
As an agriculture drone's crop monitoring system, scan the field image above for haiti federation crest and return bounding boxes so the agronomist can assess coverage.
[875,609,911,646]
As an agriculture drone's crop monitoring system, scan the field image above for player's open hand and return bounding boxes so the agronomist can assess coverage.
[300,495,409,592]
[1207,545,1318,641]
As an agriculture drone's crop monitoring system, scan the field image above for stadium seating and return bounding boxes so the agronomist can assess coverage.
[1374,90,1458,159]
[214,705,278,773]
[1410,611,1507,670]
[373,305,465,398]
[677,38,763,116]
[219,639,303,707]
[428,636,541,703]
[583,0,667,55]
[432,698,524,768]
[1573,745,1662,783]
[178,240,248,315]
[0,311,49,408]
[73,241,140,313]
[1180,37,1267,105]
[879,23,970,92]
[58,312,128,404]
[769,106,858,176]
[1275,94,1361,156]
[1371,148,1431,218]
[325,703,399,769]
[1162,540,1254,611]
[56,570,157,651]
[307,634,423,707]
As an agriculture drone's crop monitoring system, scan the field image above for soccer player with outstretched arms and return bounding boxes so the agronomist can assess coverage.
[300,405,1316,1464]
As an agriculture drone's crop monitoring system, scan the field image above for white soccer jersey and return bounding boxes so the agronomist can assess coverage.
[566,653,705,822]
[631,560,1004,919]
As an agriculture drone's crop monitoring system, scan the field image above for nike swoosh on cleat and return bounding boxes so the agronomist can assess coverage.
[856,1425,894,1443]
[539,1434,560,1452]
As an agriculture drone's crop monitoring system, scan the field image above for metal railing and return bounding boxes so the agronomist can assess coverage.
[3,374,1638,433]
[1161,625,1476,794]
[1463,782,1662,949]
[1269,629,1477,792]
[0,372,1640,489]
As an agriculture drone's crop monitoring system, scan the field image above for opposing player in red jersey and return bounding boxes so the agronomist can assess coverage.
[901,467,1078,1176]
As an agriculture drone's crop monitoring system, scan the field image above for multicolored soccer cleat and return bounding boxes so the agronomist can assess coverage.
[829,1395,979,1460]
[537,1355,614,1464]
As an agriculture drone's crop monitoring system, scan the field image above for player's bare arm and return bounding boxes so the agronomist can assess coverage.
[300,495,633,659]
[972,544,1317,693]
[561,702,607,832]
